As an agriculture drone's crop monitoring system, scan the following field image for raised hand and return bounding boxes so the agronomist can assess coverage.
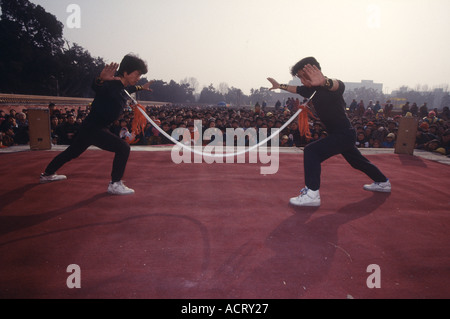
[302,64,326,87]
[99,63,120,82]
[142,80,155,91]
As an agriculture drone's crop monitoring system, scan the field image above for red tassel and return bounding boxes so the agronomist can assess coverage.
[122,103,148,145]
[131,104,148,136]
[297,103,316,139]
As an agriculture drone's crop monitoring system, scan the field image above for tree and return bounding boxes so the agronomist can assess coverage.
[0,0,64,53]
[136,79,195,103]
[198,84,224,104]
[56,44,105,97]
[0,0,105,97]
[0,0,64,94]
[180,77,199,94]
[217,82,229,95]
[224,87,245,107]
[249,87,272,105]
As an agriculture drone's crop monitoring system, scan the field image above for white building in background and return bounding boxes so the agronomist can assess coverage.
[344,80,383,93]
[289,78,383,93]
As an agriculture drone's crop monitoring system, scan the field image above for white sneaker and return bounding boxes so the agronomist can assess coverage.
[289,187,321,207]
[40,173,67,184]
[363,179,391,193]
[107,181,135,195]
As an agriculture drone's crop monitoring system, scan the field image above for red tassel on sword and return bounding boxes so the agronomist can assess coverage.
[297,99,316,139]
[130,103,148,136]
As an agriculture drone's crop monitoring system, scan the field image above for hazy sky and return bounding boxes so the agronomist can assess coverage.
[31,0,450,94]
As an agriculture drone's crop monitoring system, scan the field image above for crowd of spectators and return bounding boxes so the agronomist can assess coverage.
[1,98,449,157]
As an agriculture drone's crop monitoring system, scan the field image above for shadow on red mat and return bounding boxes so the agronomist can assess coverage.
[208,193,391,299]
[0,190,109,237]
[0,150,448,299]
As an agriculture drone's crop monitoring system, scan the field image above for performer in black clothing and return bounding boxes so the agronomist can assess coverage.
[40,54,152,195]
[267,57,391,207]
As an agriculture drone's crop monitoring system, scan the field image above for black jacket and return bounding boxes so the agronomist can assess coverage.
[297,81,352,134]
[84,79,139,128]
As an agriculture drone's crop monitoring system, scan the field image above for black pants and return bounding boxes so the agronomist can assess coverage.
[45,124,130,183]
[304,128,387,191]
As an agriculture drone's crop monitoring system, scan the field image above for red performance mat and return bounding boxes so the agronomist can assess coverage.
[0,150,449,299]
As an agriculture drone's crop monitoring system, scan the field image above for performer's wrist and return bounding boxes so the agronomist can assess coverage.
[279,84,289,91]
[95,77,104,85]
[322,77,333,90]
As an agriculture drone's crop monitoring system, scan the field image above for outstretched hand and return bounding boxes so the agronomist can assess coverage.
[267,77,280,90]
[99,63,121,82]
[141,80,155,92]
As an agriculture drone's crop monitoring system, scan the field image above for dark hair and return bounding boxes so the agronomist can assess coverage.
[117,54,148,76]
[290,57,321,76]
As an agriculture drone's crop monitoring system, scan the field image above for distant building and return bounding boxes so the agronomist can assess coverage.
[344,80,383,93]
[289,78,383,93]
